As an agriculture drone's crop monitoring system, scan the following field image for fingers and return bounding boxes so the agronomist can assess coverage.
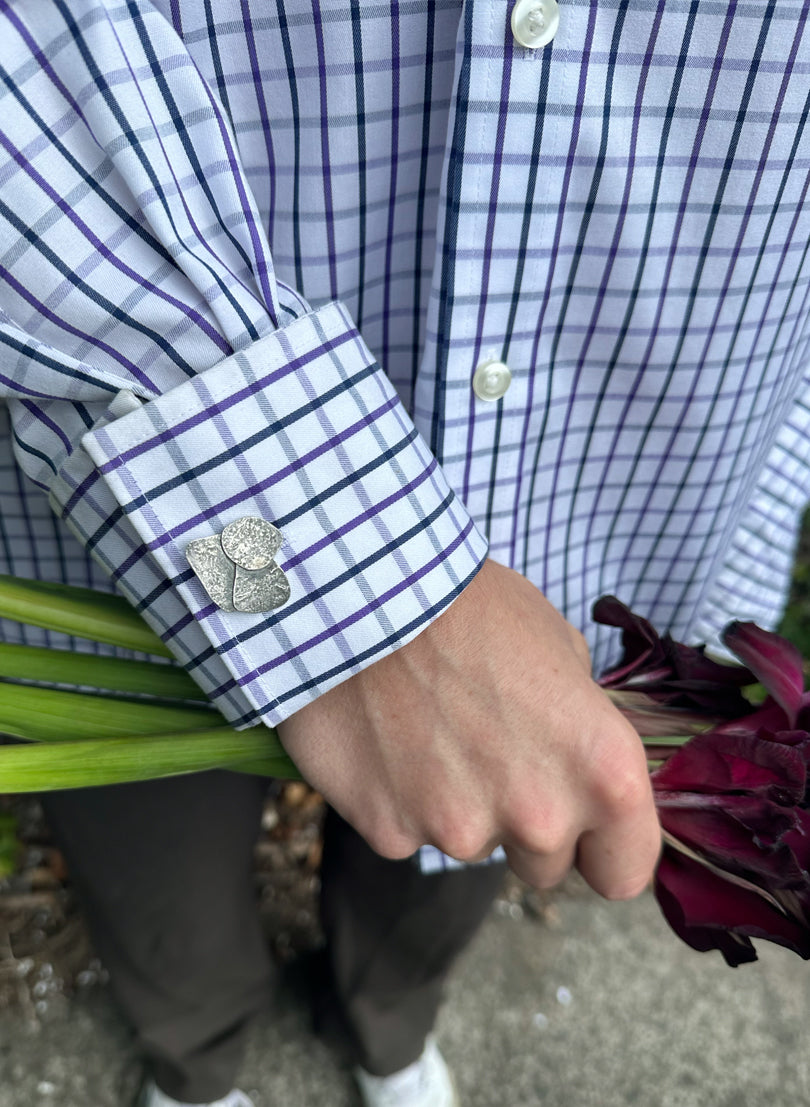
[505,799,660,899]
[576,803,661,900]
[575,724,662,899]
[500,710,661,898]
[504,840,577,890]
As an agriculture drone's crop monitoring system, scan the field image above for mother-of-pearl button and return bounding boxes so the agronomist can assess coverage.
[511,0,560,49]
[472,360,512,401]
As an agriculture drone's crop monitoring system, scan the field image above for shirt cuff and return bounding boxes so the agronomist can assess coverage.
[51,301,488,727]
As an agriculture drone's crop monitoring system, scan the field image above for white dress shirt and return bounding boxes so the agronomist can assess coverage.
[0,0,808,746]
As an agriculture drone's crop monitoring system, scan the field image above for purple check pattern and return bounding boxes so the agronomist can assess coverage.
[1,2,810,761]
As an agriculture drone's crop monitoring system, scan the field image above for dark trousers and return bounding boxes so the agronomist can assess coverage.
[42,771,505,1104]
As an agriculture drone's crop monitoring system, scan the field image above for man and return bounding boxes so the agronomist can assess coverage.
[1,1,808,1104]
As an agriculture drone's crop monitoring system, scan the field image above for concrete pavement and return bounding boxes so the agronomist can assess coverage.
[0,882,807,1107]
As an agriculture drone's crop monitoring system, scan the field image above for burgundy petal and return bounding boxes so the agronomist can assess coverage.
[795,691,810,732]
[660,638,755,714]
[651,730,806,803]
[593,596,668,687]
[784,808,810,876]
[770,728,810,750]
[666,637,753,688]
[594,596,754,715]
[654,853,757,966]
[714,702,792,738]
[654,848,810,965]
[722,622,804,728]
[656,803,802,886]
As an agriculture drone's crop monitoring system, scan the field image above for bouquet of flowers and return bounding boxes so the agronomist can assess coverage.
[1,575,809,966]
[595,596,810,966]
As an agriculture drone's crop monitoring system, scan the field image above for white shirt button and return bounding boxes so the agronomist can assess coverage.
[511,0,559,48]
[472,360,512,401]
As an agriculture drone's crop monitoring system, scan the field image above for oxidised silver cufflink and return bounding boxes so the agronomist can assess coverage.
[186,516,291,613]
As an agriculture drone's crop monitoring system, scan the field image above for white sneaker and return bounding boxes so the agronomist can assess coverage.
[354,1037,459,1107]
[137,1080,255,1107]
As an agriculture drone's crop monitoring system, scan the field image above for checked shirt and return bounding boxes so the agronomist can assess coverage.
[1,0,810,753]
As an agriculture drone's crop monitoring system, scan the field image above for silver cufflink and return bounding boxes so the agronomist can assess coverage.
[186,516,291,614]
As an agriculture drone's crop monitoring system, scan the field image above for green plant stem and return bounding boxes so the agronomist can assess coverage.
[0,642,204,701]
[0,729,299,791]
[641,735,693,747]
[0,683,225,742]
[0,575,169,656]
[0,578,304,791]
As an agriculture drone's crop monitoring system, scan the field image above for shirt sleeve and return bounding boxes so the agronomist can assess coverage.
[0,1,487,727]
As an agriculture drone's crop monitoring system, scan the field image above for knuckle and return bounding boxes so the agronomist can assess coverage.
[507,798,572,857]
[434,822,490,863]
[427,808,492,862]
[517,818,570,859]
[593,753,651,817]
[373,836,419,861]
[362,823,420,861]
[504,846,572,891]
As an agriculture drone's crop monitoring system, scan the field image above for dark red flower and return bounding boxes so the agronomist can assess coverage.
[594,596,754,716]
[649,725,810,964]
[722,621,804,727]
[654,848,810,966]
[595,599,810,966]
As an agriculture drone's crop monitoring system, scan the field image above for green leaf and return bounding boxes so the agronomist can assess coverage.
[0,642,205,701]
[0,729,299,791]
[0,575,170,656]
[0,683,224,741]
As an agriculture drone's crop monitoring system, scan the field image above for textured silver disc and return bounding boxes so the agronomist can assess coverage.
[221,516,283,570]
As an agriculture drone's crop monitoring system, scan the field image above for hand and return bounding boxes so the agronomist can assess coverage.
[277,559,661,898]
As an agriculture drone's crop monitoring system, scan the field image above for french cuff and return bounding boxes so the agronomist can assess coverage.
[60,301,488,728]
[48,444,263,727]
